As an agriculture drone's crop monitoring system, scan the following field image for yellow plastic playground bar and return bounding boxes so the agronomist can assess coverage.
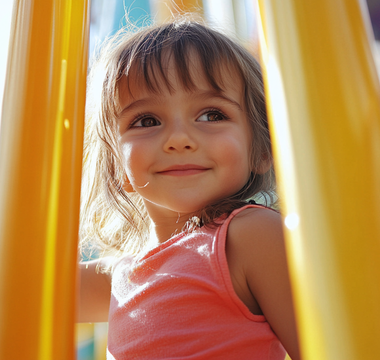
[257,0,380,359]
[0,0,89,359]
[155,0,204,22]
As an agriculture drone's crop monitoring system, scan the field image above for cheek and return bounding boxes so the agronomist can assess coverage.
[209,131,252,191]
[215,131,251,169]
[121,142,146,184]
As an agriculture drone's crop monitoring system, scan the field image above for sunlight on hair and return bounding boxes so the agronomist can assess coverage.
[284,213,300,231]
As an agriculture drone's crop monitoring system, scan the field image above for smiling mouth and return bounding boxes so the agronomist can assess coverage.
[158,165,210,176]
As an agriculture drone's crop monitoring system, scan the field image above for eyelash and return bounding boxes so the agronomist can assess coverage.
[127,108,230,129]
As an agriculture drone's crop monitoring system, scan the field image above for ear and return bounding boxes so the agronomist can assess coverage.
[123,176,135,193]
[252,153,272,175]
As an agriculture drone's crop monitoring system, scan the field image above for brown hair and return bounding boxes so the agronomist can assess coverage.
[80,18,275,258]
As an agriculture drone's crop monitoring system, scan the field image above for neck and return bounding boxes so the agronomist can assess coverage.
[143,202,200,244]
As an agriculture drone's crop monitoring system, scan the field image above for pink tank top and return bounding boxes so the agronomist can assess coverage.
[107,205,286,359]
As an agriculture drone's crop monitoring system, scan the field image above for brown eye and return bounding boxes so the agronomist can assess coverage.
[197,111,226,122]
[207,112,224,121]
[140,118,158,127]
[133,116,160,127]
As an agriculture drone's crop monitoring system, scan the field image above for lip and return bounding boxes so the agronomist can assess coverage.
[157,164,210,176]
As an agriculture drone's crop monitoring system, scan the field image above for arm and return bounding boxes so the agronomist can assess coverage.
[227,208,301,360]
[77,258,112,323]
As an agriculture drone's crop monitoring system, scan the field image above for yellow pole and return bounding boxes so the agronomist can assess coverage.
[256,0,380,359]
[170,0,203,11]
[155,0,204,22]
[0,0,89,359]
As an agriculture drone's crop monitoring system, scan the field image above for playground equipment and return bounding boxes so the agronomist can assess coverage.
[0,0,379,359]
[257,0,380,359]
[0,0,89,359]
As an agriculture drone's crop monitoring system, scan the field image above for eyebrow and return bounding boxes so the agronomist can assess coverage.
[118,98,160,117]
[192,90,243,112]
[118,89,243,117]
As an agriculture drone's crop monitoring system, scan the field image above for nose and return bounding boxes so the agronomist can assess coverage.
[163,120,198,153]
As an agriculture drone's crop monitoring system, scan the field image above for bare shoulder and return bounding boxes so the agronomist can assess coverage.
[227,207,284,264]
[228,206,283,244]
[226,207,286,311]
[227,207,301,360]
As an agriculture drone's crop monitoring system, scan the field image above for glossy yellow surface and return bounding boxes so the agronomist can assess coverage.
[257,0,380,359]
[171,0,203,11]
[156,0,203,22]
[0,0,89,359]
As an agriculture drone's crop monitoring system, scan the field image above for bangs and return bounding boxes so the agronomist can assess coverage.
[115,22,244,101]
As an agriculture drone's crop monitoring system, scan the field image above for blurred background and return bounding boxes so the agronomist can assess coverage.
[88,0,259,57]
[1,0,380,359]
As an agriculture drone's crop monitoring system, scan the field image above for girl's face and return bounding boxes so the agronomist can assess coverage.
[117,56,253,219]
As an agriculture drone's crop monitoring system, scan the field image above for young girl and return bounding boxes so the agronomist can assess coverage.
[79,18,301,360]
